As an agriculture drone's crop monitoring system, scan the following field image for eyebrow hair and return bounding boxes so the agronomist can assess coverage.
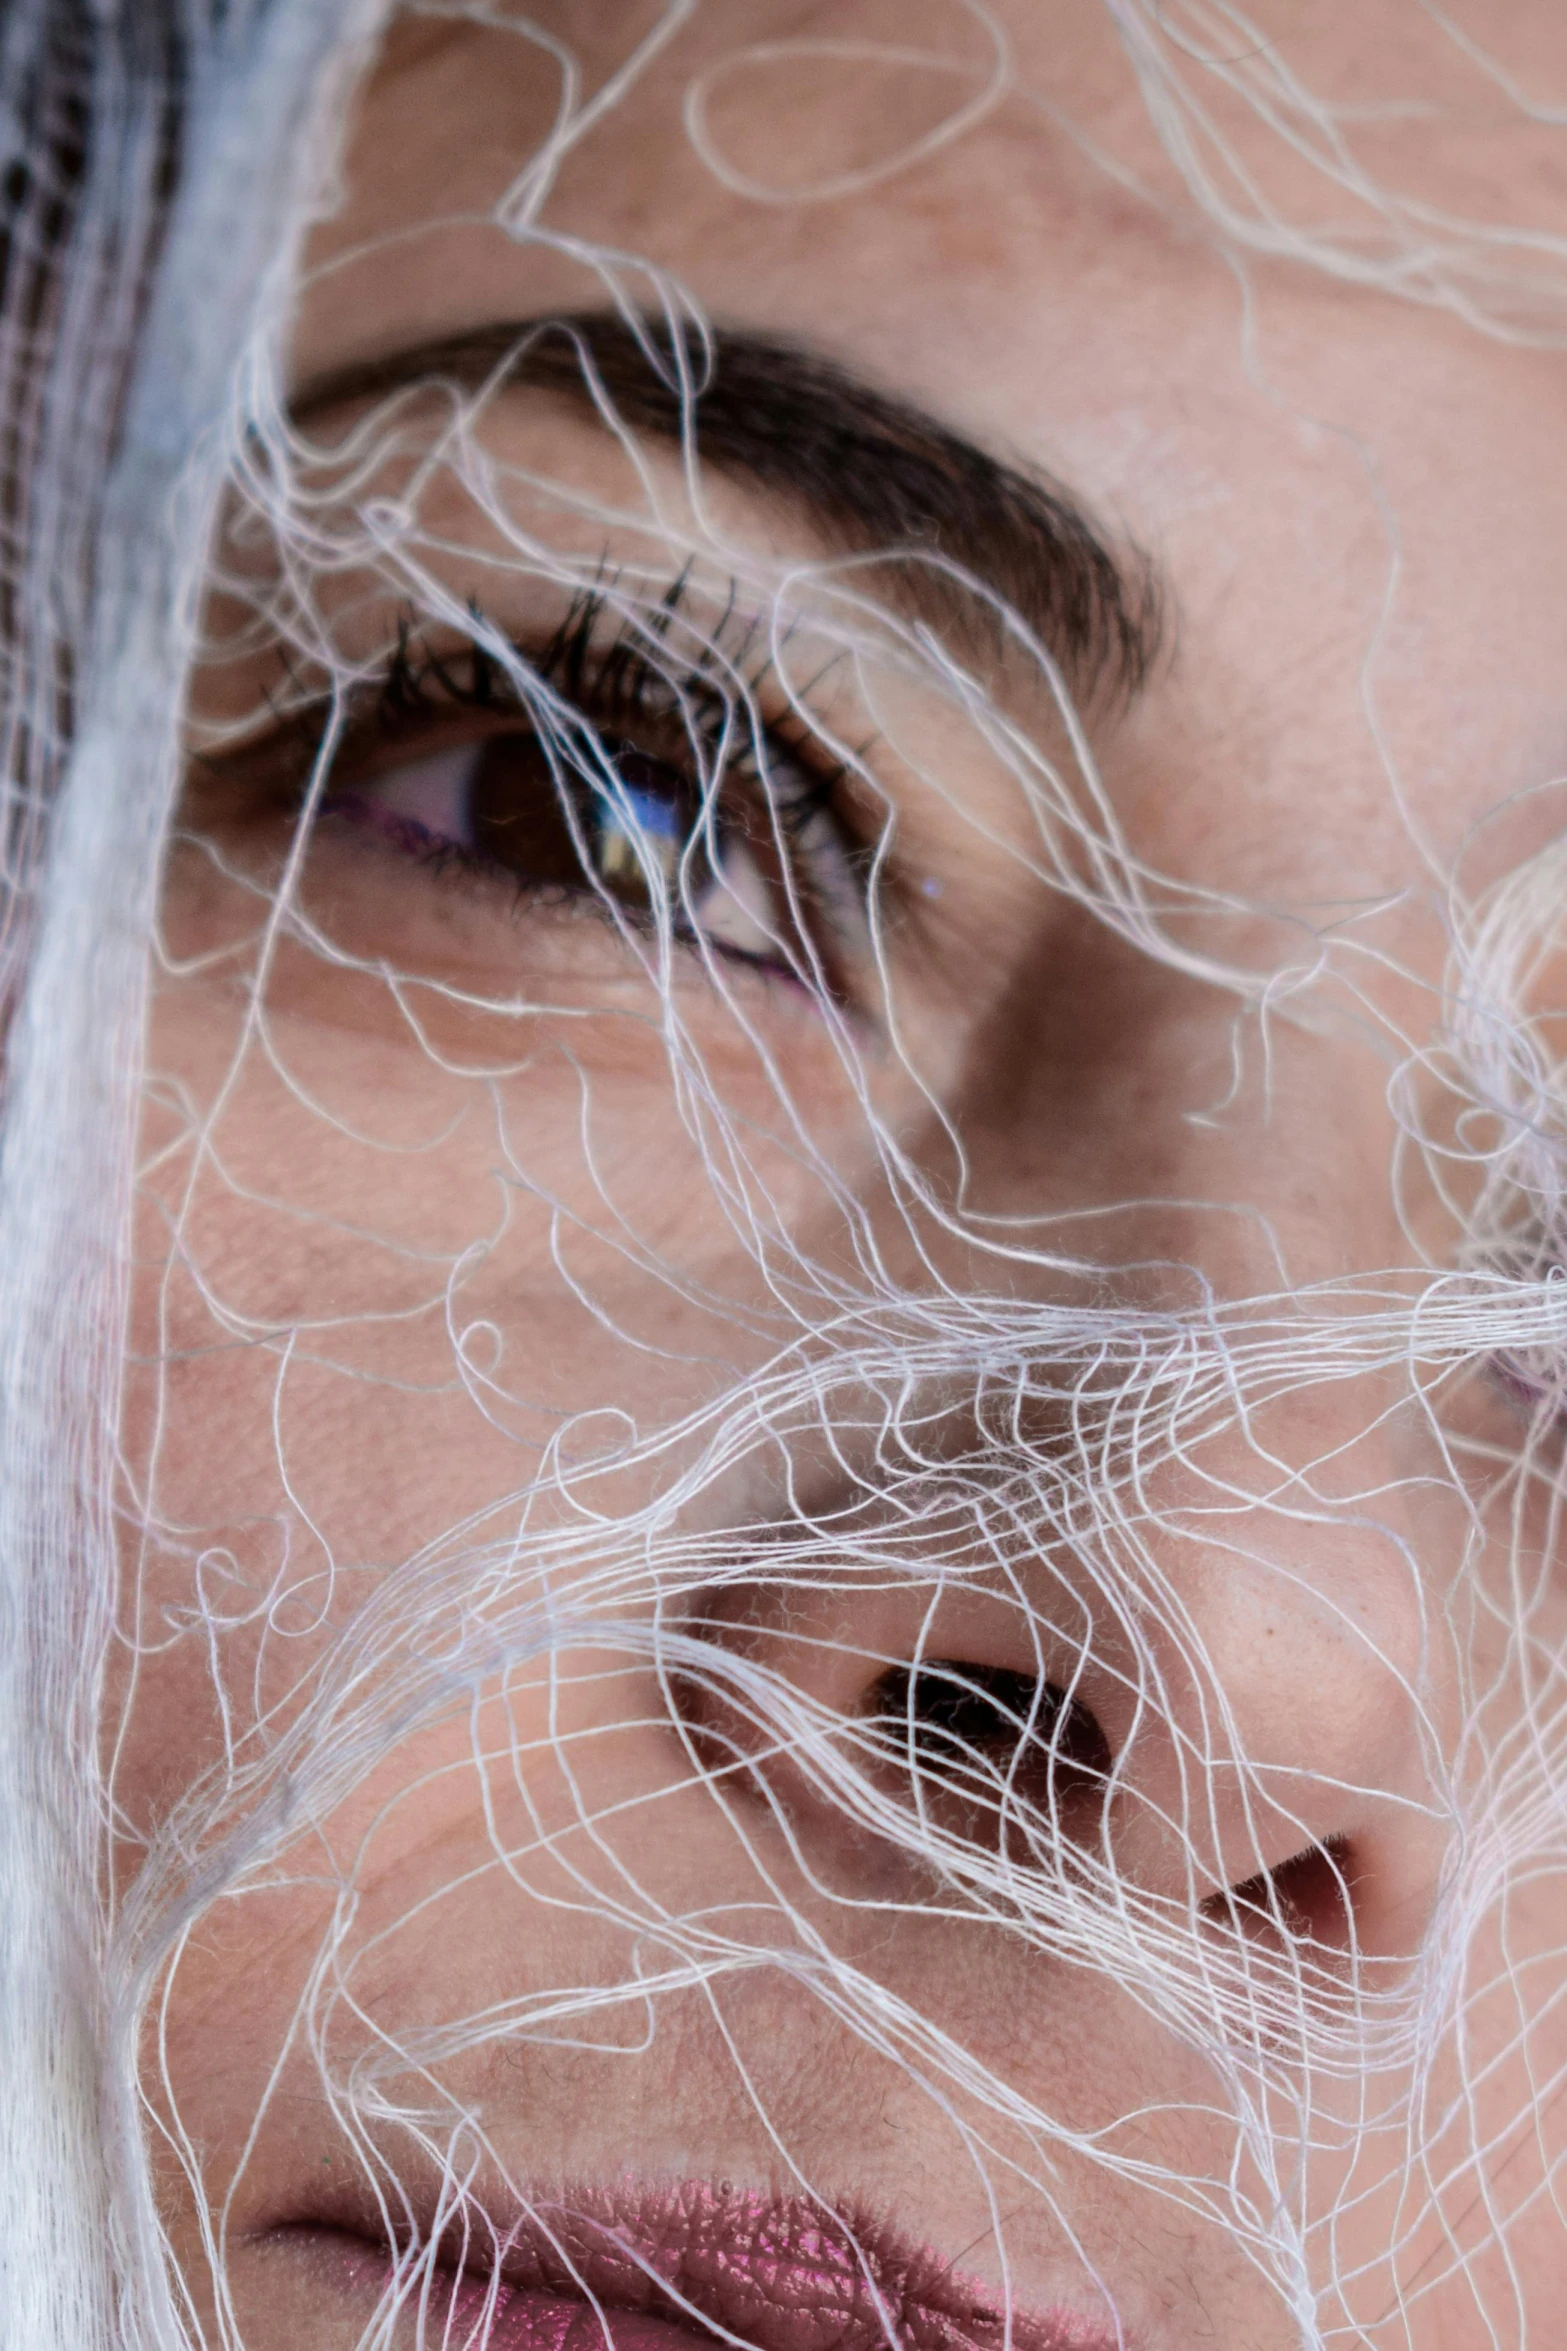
[293,311,1164,704]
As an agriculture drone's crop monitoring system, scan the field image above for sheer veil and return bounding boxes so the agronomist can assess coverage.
[0,9,381,2339]
[8,9,1567,2349]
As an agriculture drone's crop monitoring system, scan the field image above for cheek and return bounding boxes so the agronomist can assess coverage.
[128,895,925,1698]
[140,795,1035,1421]
[141,900,878,1316]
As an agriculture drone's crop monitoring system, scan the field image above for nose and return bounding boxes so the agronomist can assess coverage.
[1091,1381,1457,1956]
[951,900,1460,1954]
[676,928,1461,1966]
[679,1353,1454,1972]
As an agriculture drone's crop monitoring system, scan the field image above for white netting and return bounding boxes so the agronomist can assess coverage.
[8,5,1567,2348]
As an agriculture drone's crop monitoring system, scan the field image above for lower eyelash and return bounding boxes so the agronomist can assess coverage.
[318,790,469,868]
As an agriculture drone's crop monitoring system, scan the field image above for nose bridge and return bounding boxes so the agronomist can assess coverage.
[936,882,1413,1288]
[907,885,1459,1897]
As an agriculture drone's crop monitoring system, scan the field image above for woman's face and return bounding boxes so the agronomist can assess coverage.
[126,5,1567,2347]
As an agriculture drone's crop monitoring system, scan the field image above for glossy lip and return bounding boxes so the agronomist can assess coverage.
[260,2179,1126,2351]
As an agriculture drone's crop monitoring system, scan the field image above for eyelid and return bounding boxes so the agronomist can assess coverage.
[186,589,882,1000]
[198,578,849,810]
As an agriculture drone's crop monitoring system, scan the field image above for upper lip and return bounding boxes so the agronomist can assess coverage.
[261,2178,1122,2351]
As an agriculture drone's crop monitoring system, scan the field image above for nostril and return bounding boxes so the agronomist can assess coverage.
[862,1659,1112,1812]
[1204,1832,1356,1952]
[670,1589,1118,1878]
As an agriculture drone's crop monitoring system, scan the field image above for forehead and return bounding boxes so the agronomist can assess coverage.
[308,0,1567,312]
[303,0,1567,497]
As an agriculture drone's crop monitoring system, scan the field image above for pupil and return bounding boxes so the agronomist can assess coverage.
[467,731,696,908]
[592,741,693,904]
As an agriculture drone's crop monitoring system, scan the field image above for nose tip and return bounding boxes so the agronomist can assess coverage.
[1090,1407,1459,1958]
[678,1399,1454,1964]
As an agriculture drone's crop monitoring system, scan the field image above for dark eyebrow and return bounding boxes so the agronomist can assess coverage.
[292,311,1164,704]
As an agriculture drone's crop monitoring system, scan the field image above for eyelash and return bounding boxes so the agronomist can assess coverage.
[228,577,867,990]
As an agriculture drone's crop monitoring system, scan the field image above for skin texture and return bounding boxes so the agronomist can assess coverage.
[122,4,1567,2347]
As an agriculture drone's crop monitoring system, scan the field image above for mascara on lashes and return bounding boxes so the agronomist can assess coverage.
[187,578,871,990]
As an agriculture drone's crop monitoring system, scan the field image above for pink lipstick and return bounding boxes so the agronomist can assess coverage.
[266,2179,1123,2351]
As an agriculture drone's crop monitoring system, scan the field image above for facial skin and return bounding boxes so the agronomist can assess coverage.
[121,5,1567,2348]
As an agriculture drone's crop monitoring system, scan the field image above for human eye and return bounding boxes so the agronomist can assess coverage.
[188,578,871,997]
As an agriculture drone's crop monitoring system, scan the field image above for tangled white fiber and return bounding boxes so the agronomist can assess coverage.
[11,5,1567,2349]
